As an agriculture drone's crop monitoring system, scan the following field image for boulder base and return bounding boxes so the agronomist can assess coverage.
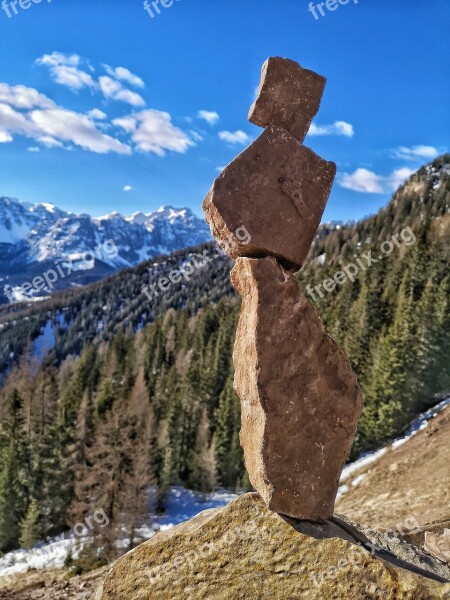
[231,256,363,520]
[91,494,450,600]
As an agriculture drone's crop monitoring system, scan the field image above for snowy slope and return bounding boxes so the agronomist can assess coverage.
[0,197,211,302]
[0,487,237,578]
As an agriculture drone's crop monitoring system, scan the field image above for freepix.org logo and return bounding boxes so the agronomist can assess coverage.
[308,0,360,21]
[2,0,53,19]
[143,0,181,19]
[3,240,118,304]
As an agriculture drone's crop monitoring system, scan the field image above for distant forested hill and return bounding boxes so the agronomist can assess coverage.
[0,155,448,556]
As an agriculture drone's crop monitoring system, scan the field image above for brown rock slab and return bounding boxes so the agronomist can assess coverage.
[249,56,326,142]
[202,124,336,271]
[91,494,450,600]
[231,256,364,521]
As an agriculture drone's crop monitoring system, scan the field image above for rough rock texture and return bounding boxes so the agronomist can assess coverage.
[425,530,450,566]
[202,124,336,271]
[249,57,326,142]
[91,494,450,600]
[231,256,363,520]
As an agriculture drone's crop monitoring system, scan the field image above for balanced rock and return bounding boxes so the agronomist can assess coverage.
[231,256,363,521]
[249,57,326,142]
[91,494,450,600]
[202,124,336,271]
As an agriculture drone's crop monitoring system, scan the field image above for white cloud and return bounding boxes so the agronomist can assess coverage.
[113,109,195,156]
[37,52,80,67]
[123,185,133,192]
[339,168,384,193]
[30,108,131,154]
[27,146,40,152]
[105,65,144,88]
[37,53,146,106]
[393,145,440,161]
[387,167,415,191]
[0,87,130,155]
[0,102,33,137]
[0,84,55,110]
[216,166,226,172]
[37,52,95,90]
[218,130,250,145]
[198,110,220,125]
[189,130,203,142]
[87,109,107,120]
[339,167,414,194]
[99,76,145,107]
[112,116,136,133]
[0,131,13,143]
[309,120,354,138]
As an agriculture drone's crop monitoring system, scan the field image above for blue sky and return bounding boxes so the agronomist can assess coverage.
[0,0,448,221]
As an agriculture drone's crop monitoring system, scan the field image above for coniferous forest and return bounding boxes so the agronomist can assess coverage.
[0,155,449,558]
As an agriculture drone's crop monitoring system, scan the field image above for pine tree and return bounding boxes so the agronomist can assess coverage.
[0,390,31,551]
[19,498,41,549]
[189,409,217,493]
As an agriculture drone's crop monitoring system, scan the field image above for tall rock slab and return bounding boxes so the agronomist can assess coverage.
[231,256,363,520]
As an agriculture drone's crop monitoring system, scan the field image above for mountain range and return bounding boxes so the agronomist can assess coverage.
[0,198,211,303]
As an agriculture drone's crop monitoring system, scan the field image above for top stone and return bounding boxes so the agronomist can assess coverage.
[249,57,326,142]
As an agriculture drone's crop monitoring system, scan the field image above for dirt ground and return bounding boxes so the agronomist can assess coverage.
[0,566,107,600]
[336,405,450,530]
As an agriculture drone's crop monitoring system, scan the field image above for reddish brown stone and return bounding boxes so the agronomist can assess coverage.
[202,124,336,271]
[249,57,326,142]
[231,256,363,521]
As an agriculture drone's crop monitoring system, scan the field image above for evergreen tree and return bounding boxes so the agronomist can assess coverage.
[0,390,31,551]
[19,498,41,549]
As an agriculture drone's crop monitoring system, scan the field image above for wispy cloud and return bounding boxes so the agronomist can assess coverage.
[339,166,414,194]
[104,65,144,88]
[113,109,195,156]
[87,108,107,120]
[98,76,145,107]
[36,52,95,91]
[387,167,415,191]
[0,83,54,109]
[218,130,250,145]
[0,83,131,154]
[309,120,354,138]
[37,52,146,107]
[392,145,440,161]
[123,185,133,192]
[339,168,384,193]
[2,54,198,158]
[197,110,219,125]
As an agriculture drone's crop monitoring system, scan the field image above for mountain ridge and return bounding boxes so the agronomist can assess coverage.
[0,198,211,302]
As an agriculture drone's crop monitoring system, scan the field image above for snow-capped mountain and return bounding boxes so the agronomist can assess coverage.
[0,197,212,302]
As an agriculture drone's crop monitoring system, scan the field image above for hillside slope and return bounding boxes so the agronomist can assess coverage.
[0,155,448,560]
[337,402,450,529]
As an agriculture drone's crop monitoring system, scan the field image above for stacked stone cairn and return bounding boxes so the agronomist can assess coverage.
[203,57,364,521]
